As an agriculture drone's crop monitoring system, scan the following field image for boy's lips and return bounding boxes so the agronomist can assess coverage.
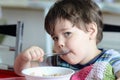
[60,50,70,56]
[60,48,70,54]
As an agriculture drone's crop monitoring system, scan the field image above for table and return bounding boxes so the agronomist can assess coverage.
[0,69,25,80]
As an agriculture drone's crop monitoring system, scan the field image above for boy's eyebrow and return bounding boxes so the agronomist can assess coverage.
[60,25,74,31]
[60,28,69,31]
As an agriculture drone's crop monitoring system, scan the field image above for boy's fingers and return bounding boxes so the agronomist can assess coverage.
[28,46,45,61]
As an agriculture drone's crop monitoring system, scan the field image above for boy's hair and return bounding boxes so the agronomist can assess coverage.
[45,0,103,44]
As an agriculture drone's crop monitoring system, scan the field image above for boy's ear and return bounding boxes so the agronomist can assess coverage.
[87,22,97,40]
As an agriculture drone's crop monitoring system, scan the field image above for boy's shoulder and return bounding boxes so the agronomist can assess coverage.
[105,49,120,54]
[103,49,120,57]
[97,49,120,61]
[97,49,120,64]
[97,49,120,74]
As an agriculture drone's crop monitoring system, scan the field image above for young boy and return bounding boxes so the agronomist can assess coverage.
[14,0,120,79]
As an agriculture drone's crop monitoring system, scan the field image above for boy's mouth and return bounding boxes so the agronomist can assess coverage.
[61,48,70,54]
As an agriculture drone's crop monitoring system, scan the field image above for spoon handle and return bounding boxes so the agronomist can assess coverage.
[45,52,69,57]
[45,53,62,57]
[32,53,67,63]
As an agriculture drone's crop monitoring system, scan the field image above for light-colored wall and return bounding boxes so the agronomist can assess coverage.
[0,7,51,67]
[103,13,120,25]
[99,13,120,52]
[2,8,46,50]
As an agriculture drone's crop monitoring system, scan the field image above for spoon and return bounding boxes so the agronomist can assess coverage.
[32,49,70,62]
[45,49,70,57]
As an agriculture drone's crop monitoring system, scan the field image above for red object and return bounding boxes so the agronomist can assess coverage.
[71,65,93,80]
[0,69,25,79]
[0,69,20,78]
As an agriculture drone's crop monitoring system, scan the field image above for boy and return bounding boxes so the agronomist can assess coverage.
[14,0,120,79]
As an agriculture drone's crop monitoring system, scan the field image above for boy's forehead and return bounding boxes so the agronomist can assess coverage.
[55,19,73,29]
[52,19,73,34]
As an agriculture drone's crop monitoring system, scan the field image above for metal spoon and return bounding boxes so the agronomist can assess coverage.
[45,49,70,57]
[32,50,70,62]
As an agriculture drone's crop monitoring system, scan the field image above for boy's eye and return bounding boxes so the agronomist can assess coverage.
[64,32,71,37]
[52,36,58,41]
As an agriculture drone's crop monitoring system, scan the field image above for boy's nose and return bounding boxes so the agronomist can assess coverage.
[58,39,65,49]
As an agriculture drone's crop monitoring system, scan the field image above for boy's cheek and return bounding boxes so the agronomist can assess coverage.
[53,45,59,52]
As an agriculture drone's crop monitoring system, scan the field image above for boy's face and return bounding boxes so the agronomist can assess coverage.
[52,19,97,65]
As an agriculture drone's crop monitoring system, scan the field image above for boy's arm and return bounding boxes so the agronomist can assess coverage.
[14,54,31,76]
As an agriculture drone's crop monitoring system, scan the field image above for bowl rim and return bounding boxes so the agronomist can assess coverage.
[22,66,75,78]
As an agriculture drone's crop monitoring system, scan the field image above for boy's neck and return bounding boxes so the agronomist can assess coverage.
[79,48,101,65]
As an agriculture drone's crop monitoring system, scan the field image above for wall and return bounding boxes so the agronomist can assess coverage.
[0,7,49,67]
[103,13,120,25]
[99,12,120,52]
[2,8,46,50]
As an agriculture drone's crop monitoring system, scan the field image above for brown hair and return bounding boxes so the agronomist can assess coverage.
[45,0,103,44]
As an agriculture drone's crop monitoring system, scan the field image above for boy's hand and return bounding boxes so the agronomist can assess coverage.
[14,46,45,76]
[21,46,44,62]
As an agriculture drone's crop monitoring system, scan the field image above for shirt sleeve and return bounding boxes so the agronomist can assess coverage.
[108,49,120,74]
[110,57,120,74]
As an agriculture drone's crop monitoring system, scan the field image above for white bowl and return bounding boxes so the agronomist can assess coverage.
[22,66,75,80]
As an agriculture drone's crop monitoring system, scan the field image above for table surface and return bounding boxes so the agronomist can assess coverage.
[0,69,25,80]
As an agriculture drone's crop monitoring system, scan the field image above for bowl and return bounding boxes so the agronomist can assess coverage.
[22,66,75,80]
